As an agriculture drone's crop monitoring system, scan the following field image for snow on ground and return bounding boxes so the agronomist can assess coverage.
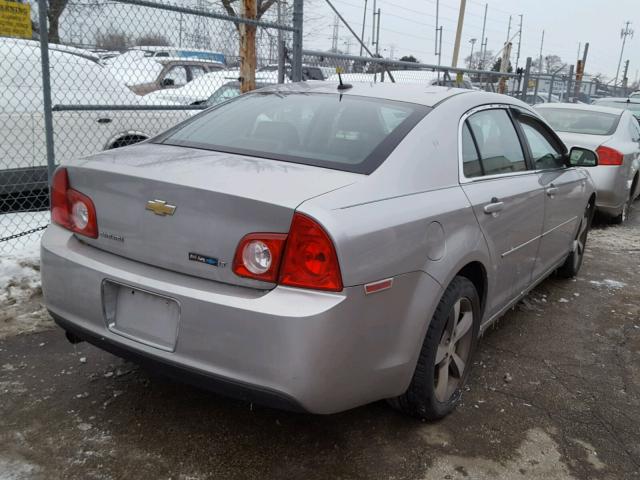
[1,212,52,339]
[588,217,640,251]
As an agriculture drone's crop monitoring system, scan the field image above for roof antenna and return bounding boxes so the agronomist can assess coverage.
[336,67,352,90]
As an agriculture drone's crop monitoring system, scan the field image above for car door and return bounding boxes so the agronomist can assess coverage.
[460,107,546,319]
[514,112,586,280]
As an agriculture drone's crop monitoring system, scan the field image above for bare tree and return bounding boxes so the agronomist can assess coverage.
[219,0,278,24]
[135,34,172,47]
[218,0,278,93]
[465,49,494,71]
[96,31,130,51]
[533,54,566,75]
[46,0,70,43]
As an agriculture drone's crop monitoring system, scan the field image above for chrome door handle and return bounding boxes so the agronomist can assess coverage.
[484,200,505,214]
[546,186,559,197]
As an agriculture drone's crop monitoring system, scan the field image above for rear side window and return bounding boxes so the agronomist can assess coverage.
[164,66,188,86]
[461,123,482,177]
[465,109,526,176]
[160,92,431,174]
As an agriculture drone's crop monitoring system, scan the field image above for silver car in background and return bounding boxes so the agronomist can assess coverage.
[536,103,640,223]
[593,97,640,122]
[41,83,598,420]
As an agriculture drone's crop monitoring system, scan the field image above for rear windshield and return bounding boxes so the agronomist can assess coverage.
[537,108,620,135]
[158,92,430,174]
[594,100,640,118]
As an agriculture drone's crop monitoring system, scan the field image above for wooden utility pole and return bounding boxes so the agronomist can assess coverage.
[240,0,257,93]
[574,42,589,101]
[498,42,512,94]
[451,0,467,67]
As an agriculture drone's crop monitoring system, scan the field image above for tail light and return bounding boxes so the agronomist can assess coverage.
[51,167,99,238]
[596,146,623,166]
[279,213,343,292]
[233,233,287,283]
[232,213,343,292]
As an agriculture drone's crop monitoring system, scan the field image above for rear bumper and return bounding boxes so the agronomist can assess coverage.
[41,224,442,414]
[589,166,631,215]
[51,312,305,412]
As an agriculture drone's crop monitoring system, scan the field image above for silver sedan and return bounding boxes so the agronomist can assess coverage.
[41,82,598,419]
[536,103,640,223]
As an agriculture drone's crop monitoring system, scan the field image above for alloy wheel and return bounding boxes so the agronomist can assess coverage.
[434,297,474,402]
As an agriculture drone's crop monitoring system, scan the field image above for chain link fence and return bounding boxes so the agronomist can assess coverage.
[1,0,300,253]
[1,0,636,254]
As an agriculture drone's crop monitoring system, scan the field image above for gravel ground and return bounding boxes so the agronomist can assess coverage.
[0,204,638,480]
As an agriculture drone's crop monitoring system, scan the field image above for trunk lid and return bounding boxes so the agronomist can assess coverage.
[556,131,613,151]
[68,143,358,288]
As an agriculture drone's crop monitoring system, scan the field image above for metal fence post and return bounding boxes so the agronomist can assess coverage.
[291,0,303,82]
[566,65,574,102]
[276,0,285,84]
[37,0,56,187]
[548,75,554,102]
[521,57,531,100]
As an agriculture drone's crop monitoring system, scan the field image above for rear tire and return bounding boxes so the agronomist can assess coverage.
[610,200,628,225]
[558,202,593,278]
[611,183,634,224]
[389,276,480,420]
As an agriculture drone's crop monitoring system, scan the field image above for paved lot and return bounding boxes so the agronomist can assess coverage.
[1,205,639,480]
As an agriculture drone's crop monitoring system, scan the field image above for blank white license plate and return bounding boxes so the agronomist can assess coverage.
[103,281,180,352]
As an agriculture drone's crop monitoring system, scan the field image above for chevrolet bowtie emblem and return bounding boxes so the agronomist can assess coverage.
[145,199,177,216]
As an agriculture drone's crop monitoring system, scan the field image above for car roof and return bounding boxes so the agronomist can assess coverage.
[220,80,275,89]
[257,81,475,107]
[256,81,536,111]
[535,102,625,115]
[155,57,225,66]
[0,37,101,63]
[594,97,640,104]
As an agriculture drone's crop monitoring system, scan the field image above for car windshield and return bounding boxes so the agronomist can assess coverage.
[537,108,620,135]
[160,92,430,174]
[205,84,241,106]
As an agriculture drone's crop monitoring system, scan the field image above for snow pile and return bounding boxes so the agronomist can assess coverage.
[0,243,52,339]
[589,279,627,289]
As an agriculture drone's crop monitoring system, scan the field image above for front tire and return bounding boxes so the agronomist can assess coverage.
[389,276,480,420]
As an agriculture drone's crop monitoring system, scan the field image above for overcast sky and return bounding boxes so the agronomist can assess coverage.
[303,0,639,82]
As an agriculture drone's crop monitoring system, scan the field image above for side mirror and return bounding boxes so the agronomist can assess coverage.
[161,78,175,87]
[568,147,598,167]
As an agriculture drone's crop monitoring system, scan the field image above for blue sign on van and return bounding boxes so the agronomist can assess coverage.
[177,50,226,65]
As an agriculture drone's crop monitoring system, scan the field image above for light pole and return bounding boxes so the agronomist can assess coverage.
[615,21,634,87]
[468,38,477,69]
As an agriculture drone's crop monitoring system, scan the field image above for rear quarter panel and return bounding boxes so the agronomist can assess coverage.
[300,187,488,290]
